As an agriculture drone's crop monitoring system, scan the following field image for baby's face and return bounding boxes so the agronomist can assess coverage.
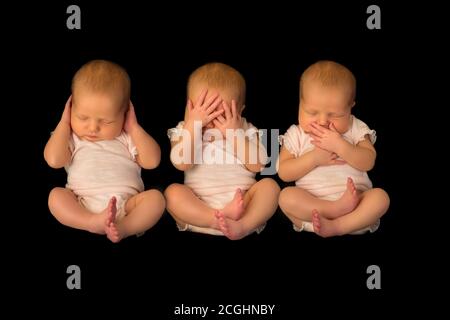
[71,91,125,141]
[299,81,353,134]
[189,85,242,130]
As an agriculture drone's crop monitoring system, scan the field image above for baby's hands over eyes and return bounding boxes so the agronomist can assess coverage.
[124,101,139,134]
[213,100,243,138]
[185,89,224,128]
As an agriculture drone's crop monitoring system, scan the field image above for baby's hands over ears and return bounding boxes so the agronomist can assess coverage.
[312,146,346,167]
[213,100,243,138]
[124,101,139,134]
[185,89,224,128]
[310,122,343,153]
[61,95,72,126]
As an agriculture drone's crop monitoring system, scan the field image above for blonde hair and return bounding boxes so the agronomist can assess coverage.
[187,62,246,108]
[300,60,356,104]
[72,59,130,110]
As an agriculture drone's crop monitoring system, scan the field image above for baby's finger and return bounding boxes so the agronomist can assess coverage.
[223,101,232,119]
[207,109,225,122]
[329,122,338,132]
[203,92,220,109]
[231,100,237,118]
[196,89,208,108]
[310,122,326,131]
[205,97,223,114]
[65,95,72,108]
[309,125,324,137]
[216,115,226,124]
[332,159,346,165]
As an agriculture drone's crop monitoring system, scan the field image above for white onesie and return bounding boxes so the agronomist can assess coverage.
[279,115,379,234]
[168,118,267,235]
[65,131,144,220]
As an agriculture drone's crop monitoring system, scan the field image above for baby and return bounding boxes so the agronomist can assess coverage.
[278,60,390,237]
[165,62,280,240]
[44,60,165,242]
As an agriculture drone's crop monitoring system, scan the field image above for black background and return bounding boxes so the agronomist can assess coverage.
[6,1,431,316]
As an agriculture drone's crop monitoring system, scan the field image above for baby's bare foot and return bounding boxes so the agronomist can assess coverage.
[219,189,245,220]
[87,198,117,234]
[215,211,246,240]
[103,197,124,243]
[312,209,340,238]
[106,222,123,243]
[105,197,117,227]
[327,177,360,218]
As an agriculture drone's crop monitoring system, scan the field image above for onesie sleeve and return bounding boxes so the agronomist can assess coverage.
[278,125,302,157]
[352,117,377,145]
[167,121,185,141]
[244,120,268,167]
[118,131,138,161]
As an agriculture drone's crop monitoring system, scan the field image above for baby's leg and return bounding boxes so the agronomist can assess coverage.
[165,183,220,230]
[312,188,390,237]
[48,187,108,234]
[279,178,360,220]
[216,178,280,240]
[105,189,165,243]
[279,186,310,229]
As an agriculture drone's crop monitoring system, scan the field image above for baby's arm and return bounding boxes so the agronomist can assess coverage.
[309,123,376,171]
[125,103,161,169]
[240,135,267,173]
[213,100,266,173]
[278,143,345,182]
[278,146,316,182]
[336,136,376,171]
[44,96,72,168]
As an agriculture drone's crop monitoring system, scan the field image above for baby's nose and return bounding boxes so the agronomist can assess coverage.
[88,121,100,132]
[318,116,329,126]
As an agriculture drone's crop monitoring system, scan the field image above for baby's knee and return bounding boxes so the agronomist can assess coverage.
[373,188,390,208]
[164,183,185,199]
[258,178,281,193]
[145,189,166,208]
[278,188,297,210]
[48,187,66,205]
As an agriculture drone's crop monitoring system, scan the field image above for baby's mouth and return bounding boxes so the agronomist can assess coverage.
[85,135,98,141]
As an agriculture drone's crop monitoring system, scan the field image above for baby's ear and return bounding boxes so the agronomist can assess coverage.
[241,104,246,113]
[350,101,356,108]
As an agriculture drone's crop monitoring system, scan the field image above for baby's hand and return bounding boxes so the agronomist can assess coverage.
[60,95,72,126]
[310,122,344,154]
[124,101,139,134]
[312,145,346,167]
[185,89,224,128]
[213,100,243,138]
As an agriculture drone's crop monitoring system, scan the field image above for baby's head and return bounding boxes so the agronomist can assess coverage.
[187,62,246,129]
[298,60,356,134]
[70,60,130,141]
